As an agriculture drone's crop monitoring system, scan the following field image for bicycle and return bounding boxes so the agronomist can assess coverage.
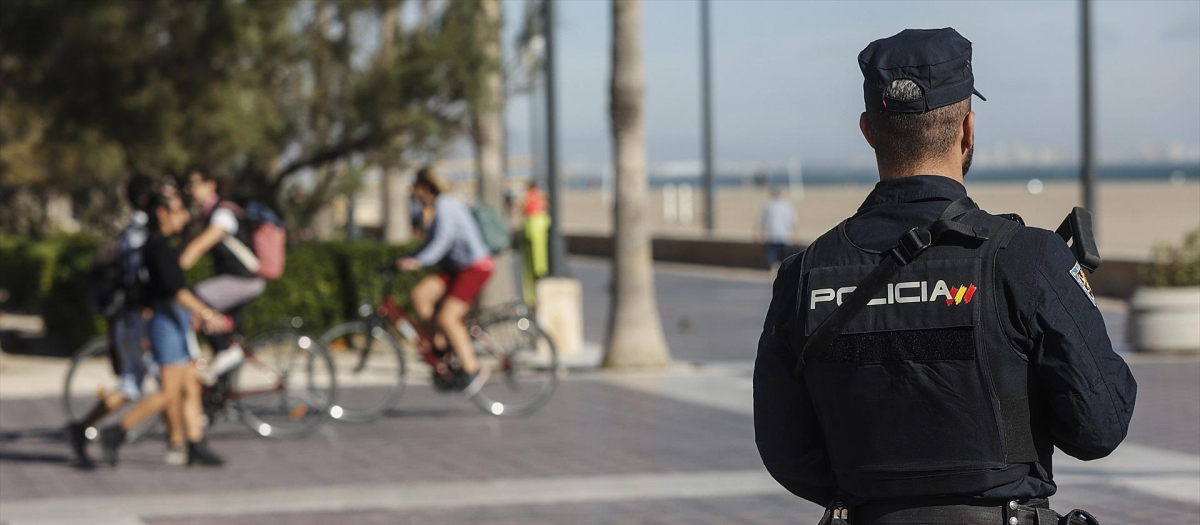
[319,266,559,422]
[64,317,337,441]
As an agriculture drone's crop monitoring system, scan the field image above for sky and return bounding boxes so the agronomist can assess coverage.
[496,0,1200,175]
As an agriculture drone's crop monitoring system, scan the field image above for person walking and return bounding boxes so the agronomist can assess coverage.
[758,186,797,271]
[99,189,227,467]
[67,175,157,469]
[753,28,1135,525]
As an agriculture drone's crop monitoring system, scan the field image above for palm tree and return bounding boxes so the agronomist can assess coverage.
[604,0,670,367]
[378,0,410,244]
[473,0,518,307]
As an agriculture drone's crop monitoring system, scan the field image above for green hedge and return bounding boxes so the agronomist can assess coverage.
[0,234,422,351]
[1143,229,1200,287]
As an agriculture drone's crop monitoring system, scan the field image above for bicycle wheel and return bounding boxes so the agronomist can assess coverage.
[319,319,406,423]
[62,338,161,443]
[233,329,336,439]
[469,315,559,417]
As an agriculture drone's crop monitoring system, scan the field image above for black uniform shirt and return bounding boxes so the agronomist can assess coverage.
[753,175,1137,506]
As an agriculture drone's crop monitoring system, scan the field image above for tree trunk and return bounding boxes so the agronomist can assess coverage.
[604,0,669,368]
[378,1,410,244]
[381,166,411,243]
[472,0,517,308]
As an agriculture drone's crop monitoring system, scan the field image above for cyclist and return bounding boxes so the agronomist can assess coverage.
[179,167,265,384]
[67,175,157,469]
[99,189,227,467]
[394,166,493,395]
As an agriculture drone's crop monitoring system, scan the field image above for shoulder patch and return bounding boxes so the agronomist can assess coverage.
[1069,262,1097,307]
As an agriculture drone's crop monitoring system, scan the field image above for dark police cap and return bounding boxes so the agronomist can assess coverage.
[859,28,986,114]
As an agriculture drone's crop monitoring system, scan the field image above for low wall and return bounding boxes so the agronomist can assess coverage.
[565,233,1144,299]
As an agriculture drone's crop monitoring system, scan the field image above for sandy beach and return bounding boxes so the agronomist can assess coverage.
[560,180,1200,261]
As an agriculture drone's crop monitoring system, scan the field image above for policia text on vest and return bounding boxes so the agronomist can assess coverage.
[752,28,1136,525]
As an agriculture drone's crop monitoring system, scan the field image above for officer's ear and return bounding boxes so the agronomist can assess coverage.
[859,112,876,149]
[961,111,975,154]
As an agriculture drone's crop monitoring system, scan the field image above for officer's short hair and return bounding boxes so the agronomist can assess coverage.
[866,86,971,171]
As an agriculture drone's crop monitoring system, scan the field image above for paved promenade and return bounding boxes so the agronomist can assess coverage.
[1,261,1197,524]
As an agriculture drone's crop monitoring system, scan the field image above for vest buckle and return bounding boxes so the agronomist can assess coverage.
[891,227,932,265]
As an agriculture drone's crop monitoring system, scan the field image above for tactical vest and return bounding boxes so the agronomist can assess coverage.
[794,200,1044,500]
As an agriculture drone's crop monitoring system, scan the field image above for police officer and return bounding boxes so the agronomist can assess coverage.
[753,28,1136,524]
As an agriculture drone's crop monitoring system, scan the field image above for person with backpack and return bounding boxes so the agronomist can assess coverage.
[393,166,495,395]
[179,167,284,384]
[67,174,158,469]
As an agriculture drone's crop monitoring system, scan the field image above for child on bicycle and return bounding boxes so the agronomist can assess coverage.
[179,167,266,384]
[98,189,228,467]
[394,167,493,396]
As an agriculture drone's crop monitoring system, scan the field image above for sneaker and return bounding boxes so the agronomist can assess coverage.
[187,439,225,467]
[98,425,126,467]
[66,422,94,470]
[458,369,490,399]
[201,344,245,386]
[164,445,187,466]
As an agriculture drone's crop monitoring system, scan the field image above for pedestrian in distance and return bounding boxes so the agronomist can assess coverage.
[758,186,798,272]
[520,181,551,305]
[753,28,1135,525]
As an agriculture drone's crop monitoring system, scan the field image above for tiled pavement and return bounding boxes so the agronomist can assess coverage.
[2,261,1198,524]
[0,380,763,502]
[2,360,1198,524]
[143,484,1199,525]
[144,495,821,525]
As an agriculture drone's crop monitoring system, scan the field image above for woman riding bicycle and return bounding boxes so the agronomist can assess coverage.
[394,166,493,395]
[179,167,266,384]
[99,188,227,467]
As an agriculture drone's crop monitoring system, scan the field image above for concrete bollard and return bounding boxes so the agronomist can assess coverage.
[535,277,584,357]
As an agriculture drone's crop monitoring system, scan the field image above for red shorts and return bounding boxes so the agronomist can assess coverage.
[438,258,494,304]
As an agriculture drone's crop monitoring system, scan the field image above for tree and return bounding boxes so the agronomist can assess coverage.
[378,0,411,244]
[604,0,670,367]
[0,0,485,234]
[469,0,517,306]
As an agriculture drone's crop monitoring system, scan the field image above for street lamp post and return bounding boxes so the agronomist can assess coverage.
[544,0,567,276]
[699,0,715,234]
[1080,0,1096,220]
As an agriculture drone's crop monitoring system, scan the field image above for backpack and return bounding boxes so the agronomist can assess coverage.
[471,203,512,255]
[219,201,287,280]
[85,225,148,318]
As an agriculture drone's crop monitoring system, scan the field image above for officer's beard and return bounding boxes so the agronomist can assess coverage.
[962,143,975,178]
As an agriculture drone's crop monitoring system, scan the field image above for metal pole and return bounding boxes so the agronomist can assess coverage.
[1080,0,1096,218]
[544,0,567,276]
[699,0,715,234]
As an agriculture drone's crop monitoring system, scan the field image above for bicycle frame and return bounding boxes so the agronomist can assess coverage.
[373,272,514,381]
[217,349,285,401]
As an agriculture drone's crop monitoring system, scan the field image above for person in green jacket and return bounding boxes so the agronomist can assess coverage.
[520,181,550,305]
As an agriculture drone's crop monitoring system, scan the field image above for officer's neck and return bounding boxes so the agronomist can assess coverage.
[876,157,964,184]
